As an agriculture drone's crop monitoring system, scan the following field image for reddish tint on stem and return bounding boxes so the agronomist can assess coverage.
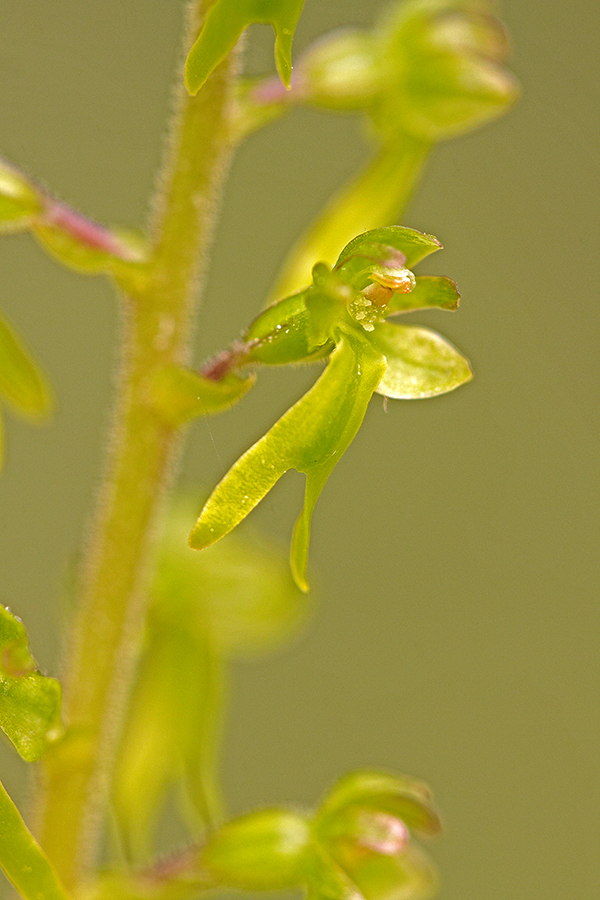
[42,202,136,260]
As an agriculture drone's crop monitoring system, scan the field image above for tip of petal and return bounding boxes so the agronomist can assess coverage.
[188,521,211,551]
[275,39,293,89]
[294,570,310,593]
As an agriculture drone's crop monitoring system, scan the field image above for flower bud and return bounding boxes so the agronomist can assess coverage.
[329,840,438,900]
[373,0,520,142]
[296,30,381,110]
[289,1,518,143]
[201,809,312,890]
[310,771,442,900]
[317,771,442,839]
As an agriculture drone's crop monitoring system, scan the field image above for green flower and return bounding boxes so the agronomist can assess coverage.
[190,227,472,590]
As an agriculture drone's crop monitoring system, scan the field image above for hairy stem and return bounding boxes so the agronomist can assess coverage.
[33,0,237,886]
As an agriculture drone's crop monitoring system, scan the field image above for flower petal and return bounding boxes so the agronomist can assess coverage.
[185,0,306,95]
[386,275,460,315]
[0,314,53,419]
[371,322,472,399]
[190,330,385,590]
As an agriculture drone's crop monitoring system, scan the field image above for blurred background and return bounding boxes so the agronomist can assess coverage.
[0,1,598,898]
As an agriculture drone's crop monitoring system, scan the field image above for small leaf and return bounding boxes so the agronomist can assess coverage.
[0,780,70,900]
[0,160,42,233]
[244,289,333,366]
[0,605,62,762]
[190,331,385,590]
[185,0,306,95]
[387,275,460,315]
[148,365,255,425]
[371,321,472,399]
[0,314,53,419]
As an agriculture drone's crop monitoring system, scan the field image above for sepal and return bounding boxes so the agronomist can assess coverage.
[294,29,380,110]
[0,315,54,420]
[243,289,331,367]
[243,263,354,367]
[0,605,62,762]
[371,321,472,399]
[316,771,441,839]
[334,226,442,281]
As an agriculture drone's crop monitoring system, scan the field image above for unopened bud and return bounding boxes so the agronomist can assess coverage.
[201,809,311,890]
[297,30,380,109]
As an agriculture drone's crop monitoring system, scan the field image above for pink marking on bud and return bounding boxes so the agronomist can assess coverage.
[355,812,409,856]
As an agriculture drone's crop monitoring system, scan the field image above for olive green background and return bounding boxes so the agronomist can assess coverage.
[0,1,598,898]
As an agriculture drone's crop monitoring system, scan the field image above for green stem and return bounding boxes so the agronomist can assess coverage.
[268,135,430,301]
[0,780,71,900]
[33,0,237,887]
